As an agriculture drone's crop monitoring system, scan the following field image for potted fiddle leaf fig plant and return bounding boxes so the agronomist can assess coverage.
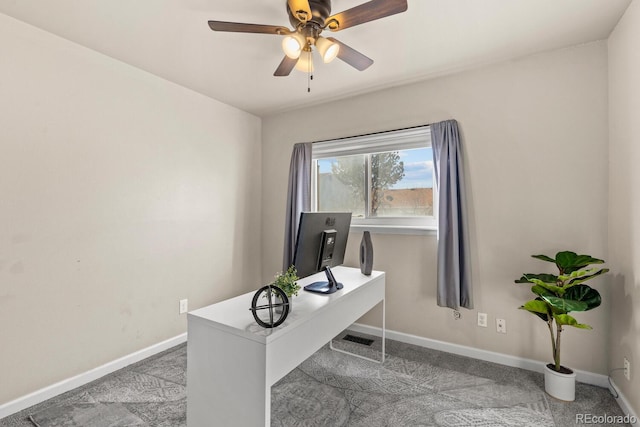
[515,251,609,401]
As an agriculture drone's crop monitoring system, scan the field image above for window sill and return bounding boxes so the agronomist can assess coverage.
[349,224,437,236]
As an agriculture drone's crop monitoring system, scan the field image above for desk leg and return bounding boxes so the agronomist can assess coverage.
[382,296,386,363]
[187,319,270,426]
[329,298,385,364]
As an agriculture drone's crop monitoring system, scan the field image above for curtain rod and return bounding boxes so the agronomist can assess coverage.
[310,123,430,145]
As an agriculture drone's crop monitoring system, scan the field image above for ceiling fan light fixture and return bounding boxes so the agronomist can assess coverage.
[315,36,339,63]
[208,0,409,78]
[294,50,314,72]
[282,33,306,59]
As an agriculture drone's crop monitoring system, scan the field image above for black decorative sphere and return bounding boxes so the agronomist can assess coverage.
[250,285,290,328]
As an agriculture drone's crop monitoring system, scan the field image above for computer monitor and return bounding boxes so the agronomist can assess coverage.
[292,212,352,294]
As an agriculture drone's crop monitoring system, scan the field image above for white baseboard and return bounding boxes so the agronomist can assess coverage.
[348,323,609,387]
[0,333,187,419]
[609,379,640,426]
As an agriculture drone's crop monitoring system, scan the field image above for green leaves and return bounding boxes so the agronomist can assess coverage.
[516,251,607,314]
[515,273,558,284]
[272,265,301,298]
[527,278,565,295]
[553,314,592,329]
[526,285,601,315]
[566,268,610,286]
[557,267,598,282]
[531,254,556,263]
[564,285,601,311]
[515,250,608,370]
[521,299,549,314]
[530,251,605,274]
[520,299,549,322]
[540,296,588,312]
[531,285,554,298]
[557,251,604,266]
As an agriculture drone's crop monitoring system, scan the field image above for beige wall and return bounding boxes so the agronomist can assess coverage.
[0,14,261,405]
[262,42,610,374]
[608,0,640,414]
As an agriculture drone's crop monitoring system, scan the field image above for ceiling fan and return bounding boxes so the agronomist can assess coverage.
[208,0,408,77]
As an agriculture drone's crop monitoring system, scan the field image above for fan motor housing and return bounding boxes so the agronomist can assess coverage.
[288,0,331,28]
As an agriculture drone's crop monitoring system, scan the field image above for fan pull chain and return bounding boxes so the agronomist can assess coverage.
[307,50,313,93]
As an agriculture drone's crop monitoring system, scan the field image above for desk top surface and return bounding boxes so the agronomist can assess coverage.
[188,266,384,344]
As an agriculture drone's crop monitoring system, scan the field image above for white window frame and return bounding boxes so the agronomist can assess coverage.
[311,125,437,235]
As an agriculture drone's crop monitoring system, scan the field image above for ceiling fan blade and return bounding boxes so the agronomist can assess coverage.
[208,21,288,35]
[274,56,298,77]
[325,0,407,32]
[327,38,373,71]
[288,0,312,22]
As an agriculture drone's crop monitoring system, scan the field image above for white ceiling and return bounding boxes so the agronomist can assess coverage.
[0,0,631,117]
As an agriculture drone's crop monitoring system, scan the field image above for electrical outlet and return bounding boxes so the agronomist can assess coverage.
[179,299,188,314]
[496,318,507,333]
[624,357,631,381]
[477,312,488,327]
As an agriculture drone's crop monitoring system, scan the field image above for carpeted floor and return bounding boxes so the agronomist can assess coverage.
[0,331,630,426]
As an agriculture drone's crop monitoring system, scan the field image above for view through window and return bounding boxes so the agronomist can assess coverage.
[312,126,435,229]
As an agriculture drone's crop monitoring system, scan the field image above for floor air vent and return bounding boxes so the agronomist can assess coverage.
[343,334,374,346]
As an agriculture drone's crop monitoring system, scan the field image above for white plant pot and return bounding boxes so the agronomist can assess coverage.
[544,364,576,401]
[274,294,291,314]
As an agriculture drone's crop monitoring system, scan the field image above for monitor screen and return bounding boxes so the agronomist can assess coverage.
[292,212,351,293]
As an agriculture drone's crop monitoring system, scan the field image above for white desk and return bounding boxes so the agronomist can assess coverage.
[186,266,385,427]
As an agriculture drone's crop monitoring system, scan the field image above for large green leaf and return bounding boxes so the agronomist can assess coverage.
[563,285,601,311]
[531,285,555,297]
[570,254,605,267]
[528,278,565,295]
[520,299,549,321]
[555,251,605,273]
[567,268,609,286]
[558,268,599,282]
[515,273,558,284]
[541,295,588,312]
[553,313,593,329]
[532,254,556,263]
[555,251,579,271]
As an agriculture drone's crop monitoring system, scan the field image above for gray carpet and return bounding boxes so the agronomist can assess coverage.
[0,331,629,426]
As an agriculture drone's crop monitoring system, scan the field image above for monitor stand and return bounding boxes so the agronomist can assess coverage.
[303,267,343,294]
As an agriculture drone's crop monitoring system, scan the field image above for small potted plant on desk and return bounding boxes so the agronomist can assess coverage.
[515,251,609,401]
[272,265,301,311]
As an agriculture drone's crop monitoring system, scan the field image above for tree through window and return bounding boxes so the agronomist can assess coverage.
[312,126,436,229]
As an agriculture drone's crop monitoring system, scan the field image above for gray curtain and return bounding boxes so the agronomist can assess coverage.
[283,142,312,271]
[431,120,473,309]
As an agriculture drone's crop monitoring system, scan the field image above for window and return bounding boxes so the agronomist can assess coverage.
[312,126,436,232]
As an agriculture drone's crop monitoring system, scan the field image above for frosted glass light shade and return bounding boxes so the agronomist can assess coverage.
[315,37,339,63]
[295,50,314,72]
[282,33,305,59]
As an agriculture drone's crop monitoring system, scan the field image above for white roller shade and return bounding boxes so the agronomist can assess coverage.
[312,126,431,159]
